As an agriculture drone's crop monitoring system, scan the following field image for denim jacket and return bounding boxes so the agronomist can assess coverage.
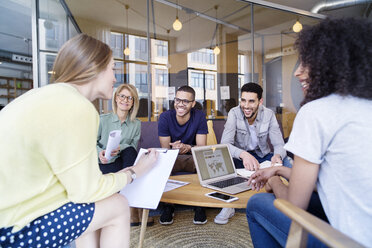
[221,105,286,160]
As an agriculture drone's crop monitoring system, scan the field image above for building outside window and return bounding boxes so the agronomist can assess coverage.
[205,73,215,90]
[155,69,168,86]
[109,32,169,119]
[156,40,167,58]
[190,71,203,88]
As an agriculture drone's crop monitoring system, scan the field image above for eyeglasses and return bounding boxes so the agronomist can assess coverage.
[174,97,194,105]
[117,94,134,101]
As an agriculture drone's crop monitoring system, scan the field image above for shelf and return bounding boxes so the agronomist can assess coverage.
[0,95,15,99]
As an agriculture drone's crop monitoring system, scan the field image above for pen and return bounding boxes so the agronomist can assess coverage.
[145,148,168,155]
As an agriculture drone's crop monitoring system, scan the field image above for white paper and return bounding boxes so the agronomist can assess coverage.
[220,86,230,100]
[237,161,282,178]
[163,179,190,192]
[104,130,122,160]
[120,148,179,209]
[167,87,176,100]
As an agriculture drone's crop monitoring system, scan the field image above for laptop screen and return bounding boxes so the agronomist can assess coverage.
[193,145,235,180]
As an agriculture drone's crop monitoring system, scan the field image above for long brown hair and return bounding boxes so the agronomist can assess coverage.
[51,34,112,85]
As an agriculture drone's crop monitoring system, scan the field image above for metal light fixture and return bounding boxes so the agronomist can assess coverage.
[293,19,303,33]
[123,5,131,56]
[166,29,172,69]
[172,0,182,31]
[213,5,220,55]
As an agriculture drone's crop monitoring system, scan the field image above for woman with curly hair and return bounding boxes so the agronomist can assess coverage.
[246,18,372,247]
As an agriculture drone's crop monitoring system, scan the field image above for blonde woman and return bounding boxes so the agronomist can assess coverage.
[97,84,153,226]
[0,34,158,248]
[97,84,140,174]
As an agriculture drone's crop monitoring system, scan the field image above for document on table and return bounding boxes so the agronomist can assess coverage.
[237,160,282,178]
[104,130,121,160]
[163,179,189,192]
[120,148,179,209]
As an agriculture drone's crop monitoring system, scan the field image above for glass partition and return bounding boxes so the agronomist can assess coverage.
[36,0,80,87]
[97,0,323,124]
[63,0,323,128]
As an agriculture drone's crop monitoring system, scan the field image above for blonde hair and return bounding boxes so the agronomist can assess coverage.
[51,33,112,85]
[112,84,139,122]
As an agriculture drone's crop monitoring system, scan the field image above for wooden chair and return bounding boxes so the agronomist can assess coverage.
[274,199,365,248]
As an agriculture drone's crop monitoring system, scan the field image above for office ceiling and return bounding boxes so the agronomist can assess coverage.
[0,0,370,57]
[64,0,370,53]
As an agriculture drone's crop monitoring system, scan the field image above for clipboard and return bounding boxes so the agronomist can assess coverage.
[120,148,179,209]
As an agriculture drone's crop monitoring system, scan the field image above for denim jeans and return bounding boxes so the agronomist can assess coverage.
[246,192,328,248]
[233,152,292,169]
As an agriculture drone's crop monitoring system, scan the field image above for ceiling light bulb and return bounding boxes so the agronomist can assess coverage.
[124,47,130,56]
[173,17,182,31]
[213,46,220,55]
[293,21,303,33]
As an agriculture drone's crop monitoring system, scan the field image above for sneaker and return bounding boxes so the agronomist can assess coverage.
[214,208,235,224]
[193,207,207,225]
[159,205,175,225]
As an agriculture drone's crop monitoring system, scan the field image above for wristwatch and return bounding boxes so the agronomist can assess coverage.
[128,168,136,183]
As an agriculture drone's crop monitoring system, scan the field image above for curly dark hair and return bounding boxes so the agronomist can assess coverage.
[295,18,372,105]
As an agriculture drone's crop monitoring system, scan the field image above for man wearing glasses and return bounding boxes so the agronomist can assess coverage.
[158,85,208,225]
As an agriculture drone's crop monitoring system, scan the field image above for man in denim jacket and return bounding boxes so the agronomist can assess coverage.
[214,82,291,225]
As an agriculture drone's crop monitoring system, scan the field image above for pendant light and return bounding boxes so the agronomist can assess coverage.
[213,5,220,55]
[172,0,182,31]
[123,5,131,56]
[292,18,303,33]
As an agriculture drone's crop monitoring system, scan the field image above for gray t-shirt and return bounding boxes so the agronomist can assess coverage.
[285,94,372,247]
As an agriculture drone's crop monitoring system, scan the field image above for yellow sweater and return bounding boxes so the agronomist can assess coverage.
[0,83,128,232]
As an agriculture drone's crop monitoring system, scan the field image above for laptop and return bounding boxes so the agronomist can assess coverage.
[191,144,251,194]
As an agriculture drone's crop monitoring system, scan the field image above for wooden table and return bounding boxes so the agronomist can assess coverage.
[138,174,265,248]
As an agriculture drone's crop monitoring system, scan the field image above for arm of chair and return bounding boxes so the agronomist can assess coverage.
[274,199,365,248]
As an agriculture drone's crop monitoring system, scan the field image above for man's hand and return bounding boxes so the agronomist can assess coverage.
[170,140,191,154]
[240,151,260,171]
[99,150,108,164]
[271,154,283,166]
[248,167,278,191]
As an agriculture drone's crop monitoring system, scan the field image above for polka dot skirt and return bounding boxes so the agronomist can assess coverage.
[0,202,95,248]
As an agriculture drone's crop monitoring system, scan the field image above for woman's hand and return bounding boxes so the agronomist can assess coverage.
[110,146,120,157]
[99,150,108,164]
[125,148,159,178]
[247,167,279,192]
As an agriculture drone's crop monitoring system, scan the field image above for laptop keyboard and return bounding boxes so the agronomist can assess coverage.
[210,177,248,188]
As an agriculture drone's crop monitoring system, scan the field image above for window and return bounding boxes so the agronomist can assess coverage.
[205,73,215,90]
[134,36,147,61]
[110,32,123,59]
[133,63,148,93]
[190,72,203,88]
[190,49,215,65]
[155,69,168,86]
[156,40,168,57]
